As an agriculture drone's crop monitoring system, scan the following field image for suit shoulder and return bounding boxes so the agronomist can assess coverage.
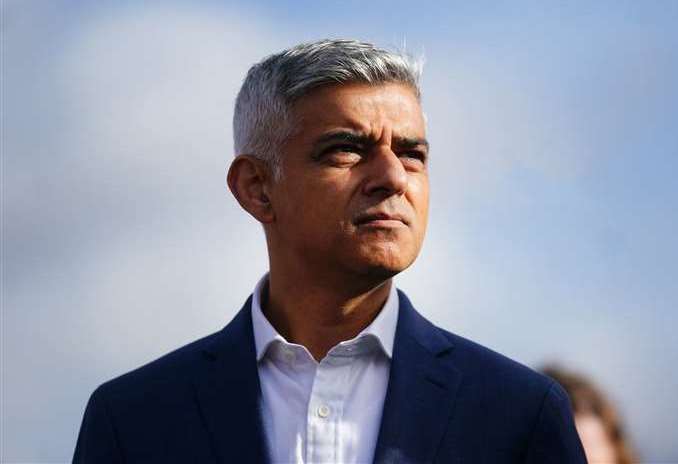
[95,328,225,399]
[397,291,555,398]
[437,326,555,396]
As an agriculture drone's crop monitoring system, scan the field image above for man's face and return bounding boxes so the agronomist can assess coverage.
[268,82,429,280]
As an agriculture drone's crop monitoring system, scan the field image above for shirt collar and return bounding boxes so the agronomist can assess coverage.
[251,273,399,362]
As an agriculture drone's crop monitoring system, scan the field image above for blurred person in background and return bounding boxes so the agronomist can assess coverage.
[543,365,638,464]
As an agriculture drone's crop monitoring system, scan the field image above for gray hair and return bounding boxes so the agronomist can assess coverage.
[233,39,423,179]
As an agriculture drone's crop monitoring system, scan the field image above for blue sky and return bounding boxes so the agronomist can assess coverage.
[3,0,678,461]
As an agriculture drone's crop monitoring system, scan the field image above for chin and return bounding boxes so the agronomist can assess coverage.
[350,242,418,278]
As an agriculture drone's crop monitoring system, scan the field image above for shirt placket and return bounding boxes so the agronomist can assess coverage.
[306,354,353,464]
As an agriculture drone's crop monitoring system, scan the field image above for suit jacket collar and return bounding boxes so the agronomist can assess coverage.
[373,290,463,463]
[192,289,462,464]
[192,296,270,464]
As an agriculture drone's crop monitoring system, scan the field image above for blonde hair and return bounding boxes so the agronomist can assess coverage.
[542,366,637,464]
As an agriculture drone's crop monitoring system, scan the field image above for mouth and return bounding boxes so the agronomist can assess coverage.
[354,212,409,228]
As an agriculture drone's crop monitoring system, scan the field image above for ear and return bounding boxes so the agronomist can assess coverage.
[227,155,275,224]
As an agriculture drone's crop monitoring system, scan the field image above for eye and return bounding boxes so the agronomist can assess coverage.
[320,144,364,165]
[399,150,427,165]
[328,144,361,154]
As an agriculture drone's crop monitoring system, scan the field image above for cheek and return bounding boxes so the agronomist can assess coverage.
[408,177,430,221]
[280,179,351,234]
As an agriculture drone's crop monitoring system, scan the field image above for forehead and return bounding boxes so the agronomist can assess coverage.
[289,82,426,140]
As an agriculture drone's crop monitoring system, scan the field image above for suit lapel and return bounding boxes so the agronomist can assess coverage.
[192,297,269,464]
[374,290,463,464]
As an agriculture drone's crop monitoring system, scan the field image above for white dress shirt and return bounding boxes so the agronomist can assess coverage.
[251,274,399,464]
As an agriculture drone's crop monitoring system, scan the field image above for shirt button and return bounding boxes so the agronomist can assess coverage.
[317,404,330,418]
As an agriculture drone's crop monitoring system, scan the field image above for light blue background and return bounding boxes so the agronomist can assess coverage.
[3,1,677,461]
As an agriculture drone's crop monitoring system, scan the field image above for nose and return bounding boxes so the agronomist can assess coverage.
[362,146,408,198]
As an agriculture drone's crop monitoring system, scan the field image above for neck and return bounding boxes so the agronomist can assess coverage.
[262,268,393,362]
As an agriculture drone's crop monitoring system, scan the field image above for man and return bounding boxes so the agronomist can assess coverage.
[74,39,586,463]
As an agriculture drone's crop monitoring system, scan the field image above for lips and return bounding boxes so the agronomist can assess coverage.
[354,212,409,226]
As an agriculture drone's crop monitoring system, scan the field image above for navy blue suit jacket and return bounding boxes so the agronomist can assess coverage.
[74,290,586,463]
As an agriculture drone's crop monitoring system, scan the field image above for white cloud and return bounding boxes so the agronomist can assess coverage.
[3,3,283,461]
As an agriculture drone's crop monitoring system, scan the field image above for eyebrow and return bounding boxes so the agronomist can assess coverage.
[314,130,429,151]
[394,136,430,152]
[314,130,370,147]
